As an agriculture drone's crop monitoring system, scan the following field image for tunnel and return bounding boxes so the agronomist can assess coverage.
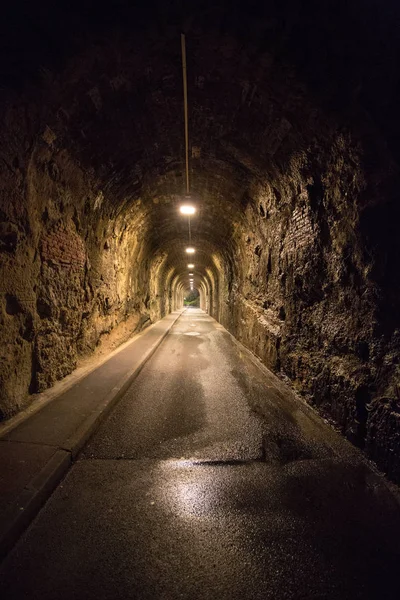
[1,0,400,480]
[0,0,400,600]
[1,2,400,592]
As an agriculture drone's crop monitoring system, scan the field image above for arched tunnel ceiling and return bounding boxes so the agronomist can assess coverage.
[2,0,400,282]
[44,28,285,273]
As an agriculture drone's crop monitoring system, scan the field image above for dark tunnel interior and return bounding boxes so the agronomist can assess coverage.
[1,0,400,483]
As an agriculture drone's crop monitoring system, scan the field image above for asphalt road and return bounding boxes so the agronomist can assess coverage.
[1,309,400,599]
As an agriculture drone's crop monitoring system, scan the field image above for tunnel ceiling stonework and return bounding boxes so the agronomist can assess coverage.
[1,1,400,482]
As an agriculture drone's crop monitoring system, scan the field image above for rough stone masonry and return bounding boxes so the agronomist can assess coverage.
[1,0,400,483]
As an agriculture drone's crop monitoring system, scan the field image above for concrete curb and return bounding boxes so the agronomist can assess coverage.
[0,310,184,561]
[63,309,184,460]
[0,450,71,561]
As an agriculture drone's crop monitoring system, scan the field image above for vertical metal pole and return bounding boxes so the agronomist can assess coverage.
[181,33,190,196]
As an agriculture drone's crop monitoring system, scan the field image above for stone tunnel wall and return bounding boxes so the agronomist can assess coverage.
[221,130,400,482]
[0,127,158,418]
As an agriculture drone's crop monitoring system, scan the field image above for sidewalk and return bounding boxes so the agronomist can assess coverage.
[0,309,184,560]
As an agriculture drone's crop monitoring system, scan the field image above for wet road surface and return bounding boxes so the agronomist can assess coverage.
[1,309,400,599]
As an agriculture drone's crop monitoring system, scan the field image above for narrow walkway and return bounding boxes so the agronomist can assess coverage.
[1,310,400,599]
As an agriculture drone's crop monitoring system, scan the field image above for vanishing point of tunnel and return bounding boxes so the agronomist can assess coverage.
[1,1,400,598]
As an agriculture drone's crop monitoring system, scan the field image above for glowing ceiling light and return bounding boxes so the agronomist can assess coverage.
[185,247,195,254]
[180,205,196,215]
[188,273,193,276]
[187,263,194,268]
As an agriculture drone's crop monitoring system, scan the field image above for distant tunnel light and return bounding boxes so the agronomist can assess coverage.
[185,247,195,254]
[187,263,194,268]
[180,205,196,215]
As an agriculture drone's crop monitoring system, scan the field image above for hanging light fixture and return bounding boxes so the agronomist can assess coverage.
[187,263,194,268]
[180,205,196,215]
[180,34,199,261]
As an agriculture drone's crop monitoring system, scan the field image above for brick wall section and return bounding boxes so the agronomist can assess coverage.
[285,205,315,254]
[40,226,86,271]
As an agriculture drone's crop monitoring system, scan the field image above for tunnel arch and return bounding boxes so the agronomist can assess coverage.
[1,0,400,482]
